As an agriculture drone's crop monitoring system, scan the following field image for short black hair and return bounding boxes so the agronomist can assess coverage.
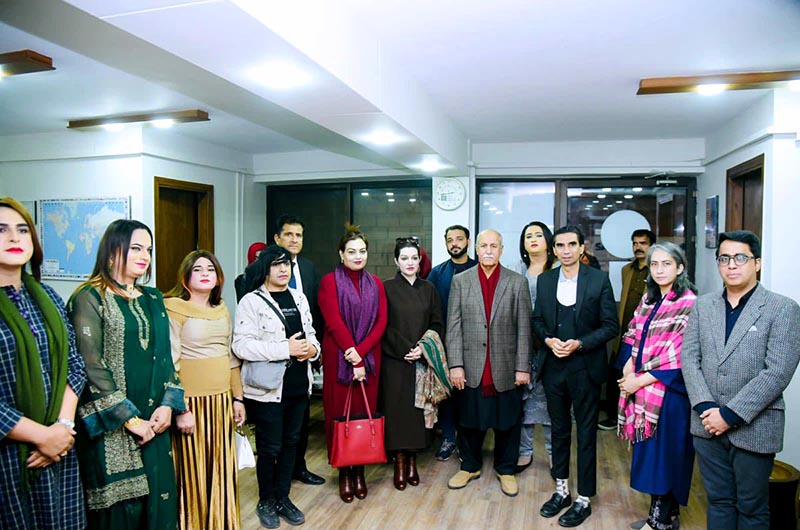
[275,214,305,236]
[631,229,656,245]
[444,224,470,240]
[717,230,761,259]
[243,244,291,293]
[553,225,585,245]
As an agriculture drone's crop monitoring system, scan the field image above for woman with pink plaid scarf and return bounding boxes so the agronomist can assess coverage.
[616,242,697,530]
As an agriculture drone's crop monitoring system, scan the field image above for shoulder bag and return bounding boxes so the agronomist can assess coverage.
[330,381,386,468]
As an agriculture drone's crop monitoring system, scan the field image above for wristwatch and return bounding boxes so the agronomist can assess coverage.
[56,418,76,429]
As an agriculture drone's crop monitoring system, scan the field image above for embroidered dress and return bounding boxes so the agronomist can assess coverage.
[68,285,185,530]
[165,298,241,530]
[0,283,87,530]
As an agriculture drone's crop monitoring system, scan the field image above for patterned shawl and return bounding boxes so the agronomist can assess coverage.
[617,289,696,443]
[334,265,379,384]
[415,330,451,428]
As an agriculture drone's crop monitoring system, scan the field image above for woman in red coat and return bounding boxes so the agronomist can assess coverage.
[318,224,388,503]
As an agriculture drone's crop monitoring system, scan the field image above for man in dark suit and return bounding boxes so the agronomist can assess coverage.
[532,225,618,527]
[682,230,800,529]
[274,213,326,486]
[446,229,531,498]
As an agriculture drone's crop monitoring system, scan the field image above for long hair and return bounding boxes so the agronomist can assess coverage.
[0,197,43,282]
[518,221,554,270]
[164,250,224,306]
[79,219,153,297]
[243,245,291,294]
[644,242,697,304]
[337,223,368,253]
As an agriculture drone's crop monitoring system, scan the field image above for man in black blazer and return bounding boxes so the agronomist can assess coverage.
[532,225,618,527]
[274,214,326,486]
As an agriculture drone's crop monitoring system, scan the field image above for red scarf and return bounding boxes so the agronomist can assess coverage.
[478,266,500,397]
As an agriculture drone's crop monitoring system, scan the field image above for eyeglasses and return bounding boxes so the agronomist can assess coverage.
[716,253,757,267]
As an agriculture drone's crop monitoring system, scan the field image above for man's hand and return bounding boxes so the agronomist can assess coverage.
[700,408,731,436]
[546,337,576,358]
[515,371,531,386]
[289,332,309,358]
[449,367,466,390]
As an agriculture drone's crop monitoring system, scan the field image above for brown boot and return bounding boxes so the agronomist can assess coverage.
[406,452,420,486]
[338,467,354,503]
[353,465,368,499]
[393,452,408,490]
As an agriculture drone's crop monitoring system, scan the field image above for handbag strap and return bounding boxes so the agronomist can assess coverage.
[252,291,290,330]
[342,381,373,424]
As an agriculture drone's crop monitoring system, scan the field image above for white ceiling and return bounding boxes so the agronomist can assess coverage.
[1,0,798,171]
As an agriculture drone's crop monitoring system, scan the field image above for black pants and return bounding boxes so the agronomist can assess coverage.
[648,492,680,530]
[246,395,307,501]
[293,396,311,473]
[457,424,520,476]
[542,365,601,496]
[693,435,774,530]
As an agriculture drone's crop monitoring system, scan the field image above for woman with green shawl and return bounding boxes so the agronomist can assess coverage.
[68,219,186,530]
[0,197,87,530]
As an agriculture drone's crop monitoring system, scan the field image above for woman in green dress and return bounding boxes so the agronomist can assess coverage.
[68,219,186,530]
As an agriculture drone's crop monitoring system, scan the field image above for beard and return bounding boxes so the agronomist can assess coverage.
[448,246,468,259]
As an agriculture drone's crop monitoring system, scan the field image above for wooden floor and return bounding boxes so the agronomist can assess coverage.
[238,398,707,530]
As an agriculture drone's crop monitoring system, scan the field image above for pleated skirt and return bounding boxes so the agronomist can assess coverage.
[172,392,240,530]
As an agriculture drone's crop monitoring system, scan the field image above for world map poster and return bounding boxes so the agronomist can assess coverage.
[39,197,130,280]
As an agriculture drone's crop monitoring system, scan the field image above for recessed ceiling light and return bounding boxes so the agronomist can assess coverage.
[602,187,612,192]
[151,119,174,129]
[616,200,623,204]
[482,201,490,206]
[249,61,312,90]
[606,204,613,208]
[488,206,497,211]
[696,84,727,96]
[414,158,448,173]
[495,210,503,215]
[597,194,607,199]
[409,198,417,203]
[388,198,395,202]
[632,187,643,192]
[362,129,406,146]
[386,192,394,196]
[102,123,126,132]
[592,200,599,204]
[360,192,369,196]
[624,194,634,199]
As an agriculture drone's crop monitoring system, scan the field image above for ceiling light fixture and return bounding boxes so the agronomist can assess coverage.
[602,187,612,192]
[414,158,448,174]
[362,129,407,146]
[597,194,607,199]
[249,61,312,90]
[624,194,634,199]
[632,187,643,192]
[68,109,209,130]
[696,84,727,96]
[637,69,800,95]
[0,49,55,77]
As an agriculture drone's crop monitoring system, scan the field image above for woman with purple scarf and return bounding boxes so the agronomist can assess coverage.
[616,242,697,530]
[318,224,388,503]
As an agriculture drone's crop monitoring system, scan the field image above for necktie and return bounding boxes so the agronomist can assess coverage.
[289,261,297,289]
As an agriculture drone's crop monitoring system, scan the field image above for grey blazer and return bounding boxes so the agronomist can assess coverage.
[681,284,800,454]
[446,265,532,392]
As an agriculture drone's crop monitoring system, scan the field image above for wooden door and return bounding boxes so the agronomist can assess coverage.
[726,154,764,240]
[154,177,214,291]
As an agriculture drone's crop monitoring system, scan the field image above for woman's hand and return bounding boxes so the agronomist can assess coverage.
[618,373,642,394]
[233,401,246,427]
[35,423,74,461]
[176,411,195,435]
[404,346,422,362]
[344,347,362,365]
[27,449,57,469]
[149,406,173,434]
[353,366,366,381]
[125,418,156,446]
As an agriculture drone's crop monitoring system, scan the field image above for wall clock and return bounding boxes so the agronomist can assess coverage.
[434,178,466,210]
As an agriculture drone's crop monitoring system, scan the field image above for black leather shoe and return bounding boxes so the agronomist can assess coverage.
[558,502,592,527]
[276,497,305,526]
[293,469,326,485]
[540,493,572,518]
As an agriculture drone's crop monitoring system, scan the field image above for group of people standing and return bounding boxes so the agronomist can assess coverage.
[1,193,799,530]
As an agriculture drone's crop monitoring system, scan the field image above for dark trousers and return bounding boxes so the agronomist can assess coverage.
[293,396,311,473]
[457,423,520,476]
[246,395,307,501]
[543,365,601,496]
[438,397,457,442]
[693,435,774,530]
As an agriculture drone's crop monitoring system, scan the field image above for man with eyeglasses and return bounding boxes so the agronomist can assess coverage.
[682,230,800,529]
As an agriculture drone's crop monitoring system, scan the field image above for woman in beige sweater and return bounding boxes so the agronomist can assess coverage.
[164,250,245,530]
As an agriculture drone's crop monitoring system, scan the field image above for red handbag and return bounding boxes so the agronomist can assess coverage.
[330,381,387,468]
